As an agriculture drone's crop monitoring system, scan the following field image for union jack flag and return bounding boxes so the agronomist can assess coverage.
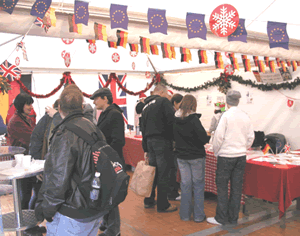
[98,74,128,124]
[0,60,21,82]
[34,17,45,28]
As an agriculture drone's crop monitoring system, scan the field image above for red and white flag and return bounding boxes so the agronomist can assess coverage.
[287,98,295,110]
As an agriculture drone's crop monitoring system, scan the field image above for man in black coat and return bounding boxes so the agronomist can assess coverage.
[90,87,124,236]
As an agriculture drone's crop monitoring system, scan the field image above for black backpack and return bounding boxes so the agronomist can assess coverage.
[264,133,286,154]
[64,122,130,212]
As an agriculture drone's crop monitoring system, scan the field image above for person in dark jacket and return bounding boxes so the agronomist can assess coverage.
[35,85,106,235]
[140,83,177,213]
[90,87,124,236]
[7,93,36,210]
[0,115,7,135]
[173,94,210,222]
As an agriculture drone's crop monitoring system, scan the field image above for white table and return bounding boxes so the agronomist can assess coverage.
[0,159,45,235]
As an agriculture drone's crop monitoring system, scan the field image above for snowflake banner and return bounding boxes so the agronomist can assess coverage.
[209,4,239,37]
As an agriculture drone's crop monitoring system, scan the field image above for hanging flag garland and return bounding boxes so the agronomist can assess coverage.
[209,4,239,37]
[88,43,97,54]
[61,38,74,45]
[112,53,120,63]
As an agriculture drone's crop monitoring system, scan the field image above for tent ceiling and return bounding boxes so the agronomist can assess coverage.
[1,0,300,60]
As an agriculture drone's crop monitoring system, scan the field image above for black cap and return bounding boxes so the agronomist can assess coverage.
[90,88,112,100]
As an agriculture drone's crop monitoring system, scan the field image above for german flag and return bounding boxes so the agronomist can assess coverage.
[108,41,117,48]
[229,53,239,70]
[116,30,128,48]
[129,43,139,52]
[161,43,172,59]
[140,37,150,54]
[241,55,247,60]
[180,47,192,63]
[198,50,208,64]
[86,39,95,44]
[68,14,82,34]
[214,52,224,69]
[262,143,271,155]
[264,57,269,67]
[281,61,286,72]
[276,58,280,67]
[258,60,265,73]
[243,58,251,72]
[286,60,291,66]
[171,46,176,59]
[150,45,159,55]
[269,61,276,73]
[94,23,107,41]
[253,56,258,66]
[292,61,297,72]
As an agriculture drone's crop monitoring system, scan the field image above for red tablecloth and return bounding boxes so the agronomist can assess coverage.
[123,133,144,167]
[243,159,300,219]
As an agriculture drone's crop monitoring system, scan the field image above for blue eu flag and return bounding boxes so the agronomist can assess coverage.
[30,0,52,18]
[228,18,247,43]
[148,8,168,35]
[110,4,128,30]
[186,13,206,40]
[267,21,289,50]
[74,0,89,25]
[1,0,20,14]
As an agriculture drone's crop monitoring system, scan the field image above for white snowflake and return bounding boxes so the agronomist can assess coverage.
[89,43,96,54]
[112,53,120,62]
[225,65,234,74]
[212,6,237,36]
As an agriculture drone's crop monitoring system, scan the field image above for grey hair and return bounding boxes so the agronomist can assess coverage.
[153,83,167,94]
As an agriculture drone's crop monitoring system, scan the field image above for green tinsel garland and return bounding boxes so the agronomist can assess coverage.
[160,74,300,94]
[0,76,12,95]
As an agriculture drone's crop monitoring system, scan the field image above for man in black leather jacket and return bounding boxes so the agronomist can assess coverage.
[35,85,106,235]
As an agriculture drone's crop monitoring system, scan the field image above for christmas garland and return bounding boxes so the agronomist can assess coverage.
[12,72,158,98]
[160,74,300,94]
[0,76,12,95]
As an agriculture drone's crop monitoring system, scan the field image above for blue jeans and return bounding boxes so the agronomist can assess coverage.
[215,156,246,224]
[46,212,102,236]
[177,158,206,221]
[144,137,172,211]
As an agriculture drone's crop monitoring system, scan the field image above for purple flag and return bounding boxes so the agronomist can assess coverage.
[148,8,168,35]
[1,0,19,14]
[30,0,52,18]
[186,13,207,40]
[110,4,128,30]
[228,18,247,43]
[267,21,289,50]
[74,0,89,25]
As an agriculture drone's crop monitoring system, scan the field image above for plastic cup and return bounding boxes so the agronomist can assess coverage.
[14,154,24,167]
[23,155,32,169]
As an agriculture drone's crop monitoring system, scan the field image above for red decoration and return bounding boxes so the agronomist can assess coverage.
[130,51,138,57]
[89,43,97,54]
[15,57,20,66]
[287,99,294,108]
[61,38,74,45]
[224,64,234,76]
[225,52,230,58]
[61,50,66,58]
[112,53,120,63]
[132,62,136,70]
[209,4,239,37]
[64,52,71,67]
[145,71,151,78]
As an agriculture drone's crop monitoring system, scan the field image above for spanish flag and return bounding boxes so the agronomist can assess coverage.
[129,43,139,52]
[94,23,107,41]
[43,7,56,27]
[116,30,128,48]
[286,60,291,66]
[150,45,159,55]
[264,57,269,67]
[180,47,192,63]
[253,56,258,66]
[262,143,271,155]
[140,37,150,54]
[108,41,117,48]
[171,46,176,59]
[258,60,265,73]
[198,50,207,64]
[269,61,276,73]
[161,43,172,59]
[292,61,297,72]
[68,14,82,35]
[276,58,280,67]
[214,52,224,69]
[281,61,286,72]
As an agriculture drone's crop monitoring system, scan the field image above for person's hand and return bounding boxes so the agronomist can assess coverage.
[36,174,43,182]
[144,152,149,159]
[45,106,58,118]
